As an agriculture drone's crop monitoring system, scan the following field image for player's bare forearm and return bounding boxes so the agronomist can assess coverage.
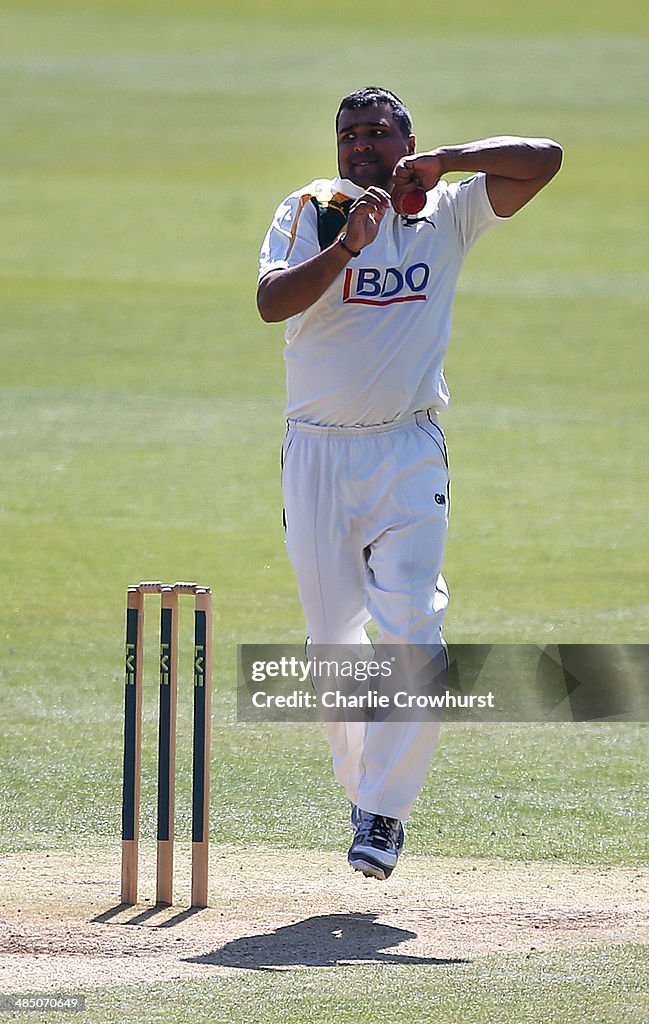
[393,136,563,217]
[435,137,562,180]
[257,241,353,323]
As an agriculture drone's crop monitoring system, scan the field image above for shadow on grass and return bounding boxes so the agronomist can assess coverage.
[91,903,206,927]
[185,912,470,971]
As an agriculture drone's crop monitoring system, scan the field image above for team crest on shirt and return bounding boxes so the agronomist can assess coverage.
[342,263,430,306]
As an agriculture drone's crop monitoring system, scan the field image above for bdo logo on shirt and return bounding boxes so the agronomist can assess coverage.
[342,263,430,306]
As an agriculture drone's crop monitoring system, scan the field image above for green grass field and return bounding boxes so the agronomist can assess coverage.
[1,1,648,1021]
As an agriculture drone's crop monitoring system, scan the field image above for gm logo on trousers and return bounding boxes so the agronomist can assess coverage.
[343,263,430,306]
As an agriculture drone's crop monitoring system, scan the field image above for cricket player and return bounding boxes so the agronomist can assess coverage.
[257,86,562,879]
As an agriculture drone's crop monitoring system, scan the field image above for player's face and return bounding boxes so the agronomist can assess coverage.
[337,103,415,189]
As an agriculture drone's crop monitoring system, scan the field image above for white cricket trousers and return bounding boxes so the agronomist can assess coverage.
[281,410,450,821]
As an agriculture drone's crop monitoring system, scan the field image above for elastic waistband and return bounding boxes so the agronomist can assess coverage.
[287,409,441,436]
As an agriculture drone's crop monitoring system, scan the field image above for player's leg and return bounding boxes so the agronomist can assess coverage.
[356,413,450,821]
[365,413,450,646]
[281,423,371,802]
[281,423,371,644]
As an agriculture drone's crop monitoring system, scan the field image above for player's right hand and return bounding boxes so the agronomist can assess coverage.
[392,153,445,194]
[345,187,391,251]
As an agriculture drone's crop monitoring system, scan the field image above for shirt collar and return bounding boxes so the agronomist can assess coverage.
[331,176,366,200]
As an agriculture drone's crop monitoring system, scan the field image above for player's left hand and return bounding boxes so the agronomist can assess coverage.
[345,187,391,251]
[391,153,444,212]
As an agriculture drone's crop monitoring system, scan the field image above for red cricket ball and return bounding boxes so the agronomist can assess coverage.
[399,188,427,215]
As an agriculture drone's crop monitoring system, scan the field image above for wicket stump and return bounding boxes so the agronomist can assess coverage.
[121,581,212,908]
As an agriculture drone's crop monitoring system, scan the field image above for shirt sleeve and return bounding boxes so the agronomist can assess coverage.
[258,190,321,282]
[445,173,507,255]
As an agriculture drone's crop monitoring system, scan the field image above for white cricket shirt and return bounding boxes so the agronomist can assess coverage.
[258,174,504,427]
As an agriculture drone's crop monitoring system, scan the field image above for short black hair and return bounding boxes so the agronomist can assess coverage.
[336,87,413,139]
